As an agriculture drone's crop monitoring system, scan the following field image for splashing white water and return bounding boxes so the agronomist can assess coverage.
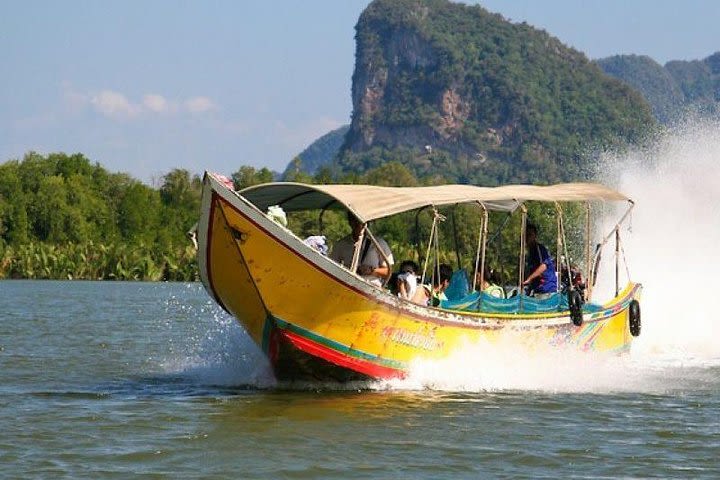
[379,337,643,393]
[157,285,276,388]
[605,117,720,365]
[385,117,720,393]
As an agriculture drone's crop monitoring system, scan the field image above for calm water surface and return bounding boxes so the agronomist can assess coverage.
[1,280,719,478]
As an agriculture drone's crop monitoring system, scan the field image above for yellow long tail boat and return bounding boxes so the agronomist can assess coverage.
[196,172,642,381]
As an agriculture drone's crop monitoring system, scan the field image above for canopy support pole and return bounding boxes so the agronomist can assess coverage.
[555,202,573,296]
[615,227,620,297]
[556,207,562,293]
[518,205,527,311]
[421,208,445,285]
[590,200,635,292]
[364,225,394,286]
[451,206,462,271]
[585,202,591,301]
[350,229,365,273]
[414,208,425,263]
[472,203,489,292]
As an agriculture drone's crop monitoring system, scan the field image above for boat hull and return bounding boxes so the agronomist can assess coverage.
[197,174,641,382]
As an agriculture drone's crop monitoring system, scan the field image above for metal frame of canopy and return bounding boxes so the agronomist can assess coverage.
[237,181,635,303]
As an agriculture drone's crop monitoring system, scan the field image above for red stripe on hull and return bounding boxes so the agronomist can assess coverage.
[279,329,405,380]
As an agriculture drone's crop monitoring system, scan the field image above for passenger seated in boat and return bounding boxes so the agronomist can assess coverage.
[523,223,557,299]
[392,260,420,299]
[411,263,452,307]
[330,211,394,287]
[475,266,504,298]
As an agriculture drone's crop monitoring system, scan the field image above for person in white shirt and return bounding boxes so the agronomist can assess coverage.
[330,211,394,287]
[395,260,420,300]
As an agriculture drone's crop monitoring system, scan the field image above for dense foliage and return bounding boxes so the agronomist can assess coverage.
[336,0,655,185]
[0,152,201,280]
[1,152,592,283]
[597,52,720,123]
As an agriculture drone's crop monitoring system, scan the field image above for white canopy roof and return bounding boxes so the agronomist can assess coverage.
[237,180,629,223]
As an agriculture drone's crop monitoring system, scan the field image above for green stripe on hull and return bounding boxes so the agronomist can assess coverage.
[272,316,406,370]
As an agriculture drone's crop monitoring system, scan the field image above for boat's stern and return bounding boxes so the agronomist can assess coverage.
[579,282,643,353]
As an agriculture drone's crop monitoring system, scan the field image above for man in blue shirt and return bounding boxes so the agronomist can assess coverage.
[523,223,557,298]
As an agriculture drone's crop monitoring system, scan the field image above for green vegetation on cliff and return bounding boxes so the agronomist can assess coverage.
[337,0,655,184]
[597,52,720,122]
[595,55,685,123]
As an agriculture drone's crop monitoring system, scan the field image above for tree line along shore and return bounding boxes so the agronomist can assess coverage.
[1,152,584,282]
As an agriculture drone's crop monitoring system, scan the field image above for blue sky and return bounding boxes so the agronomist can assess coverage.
[2,1,719,185]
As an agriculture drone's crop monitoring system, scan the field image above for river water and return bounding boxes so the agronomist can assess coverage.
[3,121,720,478]
[1,280,718,479]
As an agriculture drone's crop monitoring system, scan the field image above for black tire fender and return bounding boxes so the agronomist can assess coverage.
[629,299,641,337]
[568,290,583,326]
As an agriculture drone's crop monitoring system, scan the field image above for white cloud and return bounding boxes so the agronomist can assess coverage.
[91,90,141,118]
[184,96,217,113]
[143,94,173,113]
[60,85,217,119]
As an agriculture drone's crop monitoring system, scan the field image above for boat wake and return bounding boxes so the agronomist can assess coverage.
[380,116,720,394]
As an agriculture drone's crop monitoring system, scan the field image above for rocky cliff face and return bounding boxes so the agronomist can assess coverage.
[337,0,655,184]
[349,19,443,149]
